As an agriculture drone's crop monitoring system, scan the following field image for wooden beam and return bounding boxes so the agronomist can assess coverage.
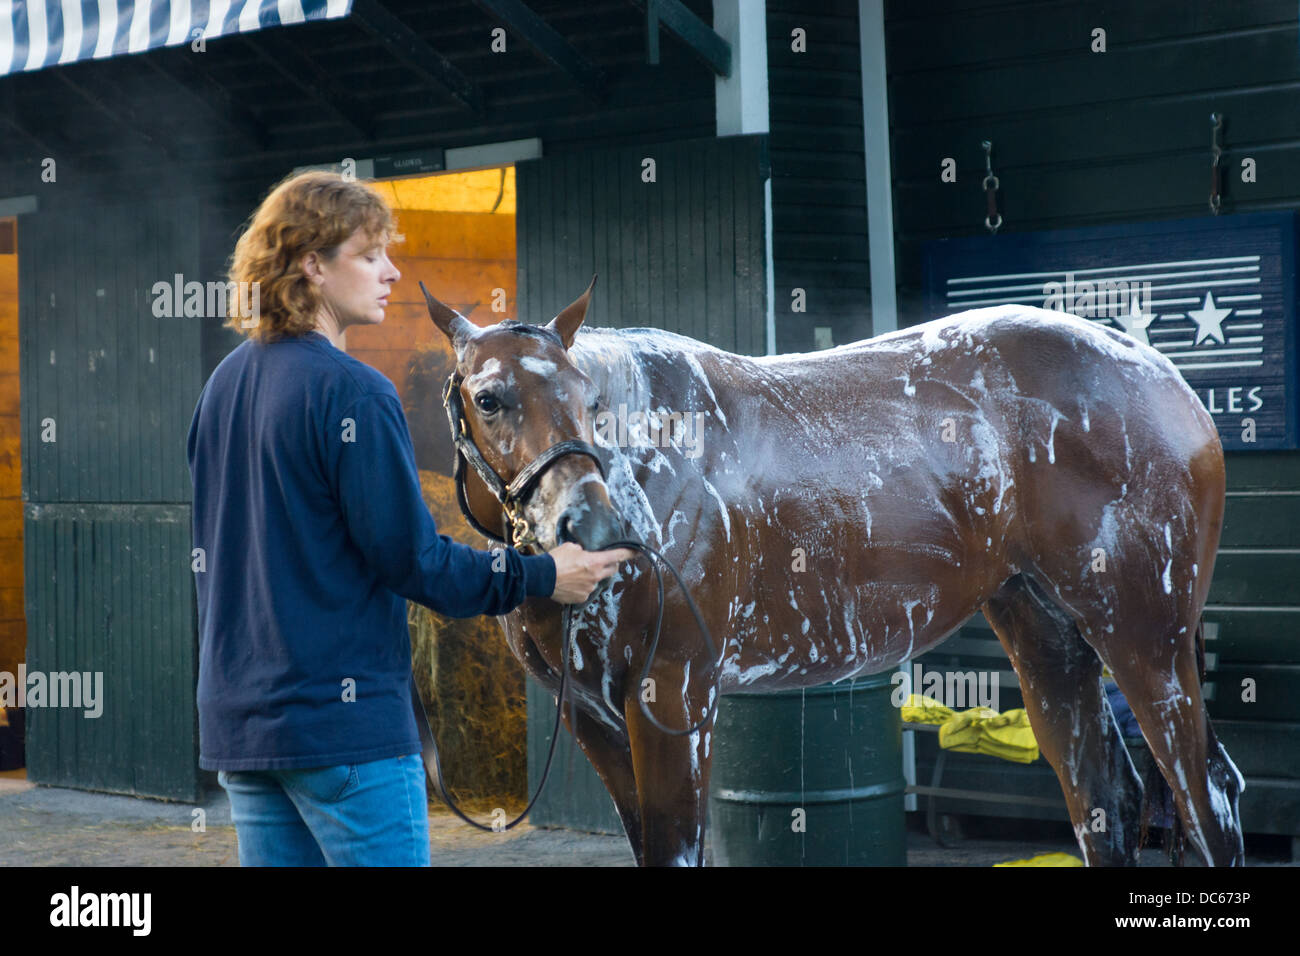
[1,74,100,170]
[48,66,182,164]
[470,0,605,103]
[139,50,270,151]
[350,0,485,116]
[239,35,376,141]
[0,84,58,159]
[631,0,731,76]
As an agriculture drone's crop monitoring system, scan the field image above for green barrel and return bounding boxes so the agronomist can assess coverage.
[709,672,905,866]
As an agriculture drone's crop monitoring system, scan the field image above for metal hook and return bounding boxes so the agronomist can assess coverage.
[982,140,1000,232]
[981,140,999,193]
[1209,113,1223,214]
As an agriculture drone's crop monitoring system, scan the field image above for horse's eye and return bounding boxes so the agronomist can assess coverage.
[475,393,501,414]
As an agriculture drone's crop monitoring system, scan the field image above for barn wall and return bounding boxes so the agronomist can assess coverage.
[19,195,203,800]
[885,0,1300,318]
[516,134,769,354]
[767,0,870,353]
[886,0,1300,836]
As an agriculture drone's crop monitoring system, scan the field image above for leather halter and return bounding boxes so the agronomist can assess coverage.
[442,371,607,551]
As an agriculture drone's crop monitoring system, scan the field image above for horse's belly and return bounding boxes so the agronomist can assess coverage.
[717,574,984,693]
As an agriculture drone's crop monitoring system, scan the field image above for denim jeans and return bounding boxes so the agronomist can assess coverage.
[218,752,431,866]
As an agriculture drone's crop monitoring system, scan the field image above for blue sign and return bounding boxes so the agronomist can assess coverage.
[923,212,1299,451]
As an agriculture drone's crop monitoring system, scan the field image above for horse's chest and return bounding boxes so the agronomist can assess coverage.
[505,615,629,732]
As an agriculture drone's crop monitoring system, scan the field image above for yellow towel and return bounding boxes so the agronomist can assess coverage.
[900,693,954,725]
[938,706,1000,750]
[904,695,1040,764]
[972,708,1040,764]
[994,852,1083,867]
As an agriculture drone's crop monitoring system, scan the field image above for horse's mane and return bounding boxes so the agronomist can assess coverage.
[569,326,728,410]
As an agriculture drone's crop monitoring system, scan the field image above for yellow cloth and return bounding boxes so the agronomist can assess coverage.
[900,693,954,725]
[902,694,1039,764]
[994,852,1083,867]
[942,707,1040,764]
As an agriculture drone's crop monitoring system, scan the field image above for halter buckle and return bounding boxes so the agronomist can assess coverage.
[504,500,539,552]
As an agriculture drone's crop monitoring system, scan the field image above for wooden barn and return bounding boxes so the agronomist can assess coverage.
[0,0,1296,862]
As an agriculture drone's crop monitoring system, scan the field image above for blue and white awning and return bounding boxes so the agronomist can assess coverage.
[0,0,353,78]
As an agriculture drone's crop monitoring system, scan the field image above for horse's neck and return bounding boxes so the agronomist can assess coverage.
[571,329,725,545]
[571,327,731,410]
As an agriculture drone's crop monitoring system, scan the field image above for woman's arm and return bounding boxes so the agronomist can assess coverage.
[333,390,554,617]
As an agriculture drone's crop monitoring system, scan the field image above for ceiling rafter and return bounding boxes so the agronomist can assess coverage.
[629,0,731,76]
[49,66,182,164]
[0,82,60,160]
[240,34,376,142]
[351,0,485,116]
[139,49,270,152]
[470,0,606,103]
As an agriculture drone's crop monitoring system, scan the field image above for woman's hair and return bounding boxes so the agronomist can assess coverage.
[225,170,402,342]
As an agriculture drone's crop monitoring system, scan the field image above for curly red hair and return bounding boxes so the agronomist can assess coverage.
[226,170,403,342]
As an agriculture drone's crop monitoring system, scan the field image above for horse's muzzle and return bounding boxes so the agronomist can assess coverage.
[556,505,630,553]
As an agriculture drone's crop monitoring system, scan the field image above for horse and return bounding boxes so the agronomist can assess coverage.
[419,278,1245,867]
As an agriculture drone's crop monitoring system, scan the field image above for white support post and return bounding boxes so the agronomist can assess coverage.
[859,0,898,335]
[714,1,776,355]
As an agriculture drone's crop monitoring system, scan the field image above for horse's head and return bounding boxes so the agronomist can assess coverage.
[420,276,629,554]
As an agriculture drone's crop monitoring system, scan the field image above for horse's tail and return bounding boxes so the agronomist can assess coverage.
[1137,618,1205,865]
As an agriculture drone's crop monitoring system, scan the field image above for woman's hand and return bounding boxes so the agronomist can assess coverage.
[548,542,637,604]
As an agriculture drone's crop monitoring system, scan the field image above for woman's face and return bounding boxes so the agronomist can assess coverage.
[307,229,401,330]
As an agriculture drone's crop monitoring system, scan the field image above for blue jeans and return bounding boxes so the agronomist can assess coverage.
[218,753,430,866]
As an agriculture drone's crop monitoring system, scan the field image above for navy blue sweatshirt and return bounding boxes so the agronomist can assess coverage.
[187,330,556,770]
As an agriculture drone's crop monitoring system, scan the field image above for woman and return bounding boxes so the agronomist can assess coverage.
[187,170,630,866]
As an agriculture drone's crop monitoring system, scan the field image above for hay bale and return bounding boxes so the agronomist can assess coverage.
[409,469,527,810]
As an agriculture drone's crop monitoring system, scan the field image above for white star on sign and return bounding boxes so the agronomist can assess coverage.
[1188,291,1231,346]
[1113,292,1155,345]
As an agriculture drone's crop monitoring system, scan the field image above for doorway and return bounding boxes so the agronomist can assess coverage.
[0,216,25,777]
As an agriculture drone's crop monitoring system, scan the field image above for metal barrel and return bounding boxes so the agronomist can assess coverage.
[708,672,905,866]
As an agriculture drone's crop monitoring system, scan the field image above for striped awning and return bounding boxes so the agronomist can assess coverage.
[0,0,353,78]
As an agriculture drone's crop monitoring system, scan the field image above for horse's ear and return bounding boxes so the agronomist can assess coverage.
[546,274,597,349]
[419,281,478,353]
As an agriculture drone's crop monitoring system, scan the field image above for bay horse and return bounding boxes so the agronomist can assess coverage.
[420,279,1244,867]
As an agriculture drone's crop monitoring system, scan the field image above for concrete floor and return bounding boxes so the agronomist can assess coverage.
[0,774,1294,867]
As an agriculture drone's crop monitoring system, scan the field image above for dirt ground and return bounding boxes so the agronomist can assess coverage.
[0,775,1294,867]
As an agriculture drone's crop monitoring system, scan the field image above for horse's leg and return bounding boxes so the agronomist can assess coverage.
[623,678,713,867]
[517,631,644,863]
[563,704,645,866]
[1085,620,1245,866]
[982,574,1144,865]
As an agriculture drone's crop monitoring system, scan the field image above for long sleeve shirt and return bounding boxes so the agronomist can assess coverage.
[187,330,555,770]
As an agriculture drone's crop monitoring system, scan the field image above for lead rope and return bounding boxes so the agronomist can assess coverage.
[410,604,575,833]
[607,539,724,736]
[412,539,723,831]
